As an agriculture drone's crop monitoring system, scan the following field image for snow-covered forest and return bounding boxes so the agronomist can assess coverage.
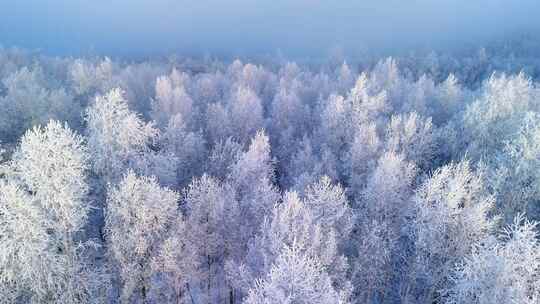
[2,35,540,303]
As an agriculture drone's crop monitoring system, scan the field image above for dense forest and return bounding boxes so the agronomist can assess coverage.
[1,37,540,303]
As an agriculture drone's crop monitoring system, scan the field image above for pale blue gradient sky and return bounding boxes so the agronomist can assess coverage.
[1,0,539,58]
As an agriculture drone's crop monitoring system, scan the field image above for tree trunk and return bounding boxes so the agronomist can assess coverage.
[229,288,234,304]
[186,283,196,304]
[141,284,148,304]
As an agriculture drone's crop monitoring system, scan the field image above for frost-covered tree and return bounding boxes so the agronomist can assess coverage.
[385,112,435,170]
[410,161,497,303]
[116,62,168,117]
[336,61,355,94]
[351,152,416,302]
[104,171,179,304]
[85,88,159,183]
[0,121,102,303]
[151,215,198,304]
[233,187,351,301]
[344,122,382,193]
[446,215,540,304]
[183,174,241,303]
[205,101,233,145]
[348,72,391,128]
[234,191,321,291]
[369,57,405,108]
[229,130,279,242]
[288,135,340,193]
[403,74,435,116]
[358,152,417,255]
[318,94,350,152]
[228,86,265,145]
[486,112,540,223]
[160,114,207,188]
[0,181,55,303]
[69,57,116,96]
[193,71,226,105]
[460,72,540,224]
[0,66,80,142]
[351,219,393,304]
[228,61,276,103]
[206,137,242,181]
[244,244,346,304]
[269,79,311,186]
[225,131,280,300]
[10,121,91,235]
[463,72,537,160]
[361,152,417,230]
[303,176,354,247]
[151,69,194,129]
[288,136,323,192]
[432,73,465,125]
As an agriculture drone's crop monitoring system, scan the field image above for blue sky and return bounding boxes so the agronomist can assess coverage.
[1,0,539,58]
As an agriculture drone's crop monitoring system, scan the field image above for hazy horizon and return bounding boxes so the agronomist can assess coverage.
[1,0,540,59]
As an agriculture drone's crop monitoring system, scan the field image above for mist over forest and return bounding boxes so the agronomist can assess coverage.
[2,1,540,304]
[2,0,540,58]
